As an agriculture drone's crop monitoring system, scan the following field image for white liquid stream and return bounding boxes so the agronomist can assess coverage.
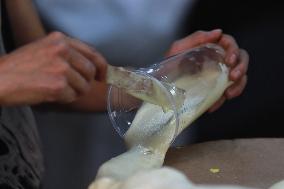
[89,62,277,189]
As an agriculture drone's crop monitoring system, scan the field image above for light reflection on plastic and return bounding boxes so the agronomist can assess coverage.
[170,88,176,95]
[146,69,154,73]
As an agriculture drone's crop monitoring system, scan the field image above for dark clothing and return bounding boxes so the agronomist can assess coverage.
[0,1,44,188]
[0,107,44,189]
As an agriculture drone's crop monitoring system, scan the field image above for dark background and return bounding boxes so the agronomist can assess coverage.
[180,0,284,141]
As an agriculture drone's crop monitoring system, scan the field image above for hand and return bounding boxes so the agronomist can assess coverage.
[209,33,249,112]
[166,29,249,112]
[0,32,108,106]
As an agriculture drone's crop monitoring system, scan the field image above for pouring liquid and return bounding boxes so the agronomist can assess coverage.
[89,45,231,189]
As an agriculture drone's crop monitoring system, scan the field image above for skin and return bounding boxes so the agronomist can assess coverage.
[2,0,108,111]
[1,0,248,112]
[166,29,249,112]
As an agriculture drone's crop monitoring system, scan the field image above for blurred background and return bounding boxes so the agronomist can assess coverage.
[184,1,284,142]
[4,0,284,189]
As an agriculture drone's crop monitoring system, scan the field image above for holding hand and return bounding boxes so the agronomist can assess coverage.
[166,29,249,112]
[0,32,108,106]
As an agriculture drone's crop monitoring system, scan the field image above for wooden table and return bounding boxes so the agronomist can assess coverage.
[165,138,284,188]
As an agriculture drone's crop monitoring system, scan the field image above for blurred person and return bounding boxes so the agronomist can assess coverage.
[32,1,198,188]
[33,0,249,189]
[0,0,248,189]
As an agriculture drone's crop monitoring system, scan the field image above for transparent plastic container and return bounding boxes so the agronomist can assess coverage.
[107,68,180,141]
[107,43,226,144]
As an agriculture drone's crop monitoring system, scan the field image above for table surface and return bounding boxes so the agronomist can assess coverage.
[165,138,284,188]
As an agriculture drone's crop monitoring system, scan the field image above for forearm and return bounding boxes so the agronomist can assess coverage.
[5,0,46,47]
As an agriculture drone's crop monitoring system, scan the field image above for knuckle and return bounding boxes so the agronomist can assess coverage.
[194,31,208,43]
[86,62,96,77]
[81,82,91,94]
[56,62,70,75]
[48,31,66,41]
[221,37,230,46]
[224,34,237,47]
[55,78,67,91]
[51,78,67,96]
[65,92,77,103]
[195,30,206,36]
[51,41,69,56]
[45,80,67,102]
[220,35,232,46]
[48,60,70,77]
[47,32,70,56]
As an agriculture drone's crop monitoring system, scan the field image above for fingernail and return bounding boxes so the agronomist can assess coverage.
[211,29,222,35]
[213,29,222,33]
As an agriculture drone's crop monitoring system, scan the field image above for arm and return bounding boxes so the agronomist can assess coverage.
[0,32,108,112]
[4,1,109,112]
[5,0,46,46]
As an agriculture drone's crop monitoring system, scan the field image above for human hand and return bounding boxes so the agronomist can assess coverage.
[0,32,108,106]
[166,29,249,112]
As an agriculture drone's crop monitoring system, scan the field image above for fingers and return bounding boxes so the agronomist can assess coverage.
[47,32,108,81]
[167,29,222,56]
[229,49,249,81]
[208,49,248,111]
[166,31,249,112]
[208,75,247,112]
[47,58,91,102]
[208,75,247,111]
[225,75,247,99]
[218,34,239,67]
[187,29,223,47]
[45,32,96,98]
[67,48,95,82]
[44,72,78,104]
[58,85,77,103]
[67,37,108,81]
[57,44,94,96]
[66,62,91,94]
